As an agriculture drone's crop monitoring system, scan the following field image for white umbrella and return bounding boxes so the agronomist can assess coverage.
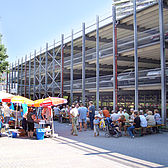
[0,91,15,99]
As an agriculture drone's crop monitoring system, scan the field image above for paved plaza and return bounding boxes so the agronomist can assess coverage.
[0,122,168,168]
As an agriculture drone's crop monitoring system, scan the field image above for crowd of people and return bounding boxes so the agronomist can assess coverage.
[53,102,162,138]
[0,101,163,139]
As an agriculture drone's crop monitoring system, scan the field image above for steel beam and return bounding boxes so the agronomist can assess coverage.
[6,69,8,93]
[133,0,138,110]
[96,16,99,110]
[24,55,27,97]
[61,35,64,98]
[39,49,41,99]
[17,59,19,95]
[14,61,16,90]
[45,43,48,98]
[11,63,13,89]
[113,6,117,112]
[85,35,112,43]
[20,57,23,95]
[33,50,36,100]
[70,30,74,104]
[29,54,31,99]
[52,41,55,97]
[8,66,11,93]
[118,54,160,65]
[82,23,86,105]
[159,0,166,124]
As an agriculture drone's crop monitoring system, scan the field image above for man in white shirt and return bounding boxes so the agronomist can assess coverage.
[139,110,147,135]
[111,111,120,122]
[118,107,124,116]
[70,104,78,136]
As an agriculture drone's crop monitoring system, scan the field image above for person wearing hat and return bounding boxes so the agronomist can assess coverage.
[93,115,100,137]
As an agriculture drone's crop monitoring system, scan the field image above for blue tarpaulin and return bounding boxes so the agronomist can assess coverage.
[22,104,28,115]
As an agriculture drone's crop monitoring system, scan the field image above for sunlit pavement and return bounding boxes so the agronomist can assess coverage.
[0,122,167,168]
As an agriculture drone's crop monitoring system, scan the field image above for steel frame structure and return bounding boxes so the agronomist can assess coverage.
[7,1,168,123]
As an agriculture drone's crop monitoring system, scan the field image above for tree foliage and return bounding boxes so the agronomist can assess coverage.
[0,34,8,81]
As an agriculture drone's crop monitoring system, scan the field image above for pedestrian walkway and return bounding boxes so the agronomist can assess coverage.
[0,122,167,168]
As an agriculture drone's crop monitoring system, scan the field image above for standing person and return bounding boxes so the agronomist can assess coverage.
[88,101,95,130]
[127,111,141,138]
[78,103,88,132]
[0,102,3,117]
[3,103,12,124]
[93,115,100,137]
[53,106,60,120]
[22,112,27,133]
[70,104,78,136]
[27,107,35,138]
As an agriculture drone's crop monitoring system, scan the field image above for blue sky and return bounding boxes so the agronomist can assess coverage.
[0,0,113,63]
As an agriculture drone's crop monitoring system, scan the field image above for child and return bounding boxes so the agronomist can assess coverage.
[93,115,100,137]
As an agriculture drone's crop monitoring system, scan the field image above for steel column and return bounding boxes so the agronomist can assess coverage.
[52,41,55,97]
[96,16,99,110]
[133,0,138,110]
[29,54,31,99]
[14,61,16,90]
[39,48,42,99]
[61,34,64,98]
[33,50,36,100]
[82,23,86,105]
[112,6,117,112]
[6,69,8,93]
[24,55,27,97]
[20,57,23,95]
[70,30,74,104]
[159,0,166,124]
[45,43,48,98]
[17,59,19,95]
[11,63,13,89]
[8,65,10,93]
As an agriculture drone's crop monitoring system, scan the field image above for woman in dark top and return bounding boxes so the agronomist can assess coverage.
[27,107,34,138]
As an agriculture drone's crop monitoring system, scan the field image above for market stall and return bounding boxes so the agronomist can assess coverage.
[34,97,67,138]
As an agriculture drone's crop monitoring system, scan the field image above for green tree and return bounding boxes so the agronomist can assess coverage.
[0,34,8,81]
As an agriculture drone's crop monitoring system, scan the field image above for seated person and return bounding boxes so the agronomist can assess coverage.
[139,110,147,135]
[102,107,110,118]
[97,110,105,129]
[118,115,126,131]
[111,120,121,133]
[127,111,141,138]
[154,109,161,125]
[146,111,156,126]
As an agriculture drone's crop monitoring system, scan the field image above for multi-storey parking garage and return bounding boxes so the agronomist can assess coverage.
[7,1,168,122]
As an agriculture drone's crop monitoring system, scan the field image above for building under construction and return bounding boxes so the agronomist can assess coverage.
[7,1,168,122]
